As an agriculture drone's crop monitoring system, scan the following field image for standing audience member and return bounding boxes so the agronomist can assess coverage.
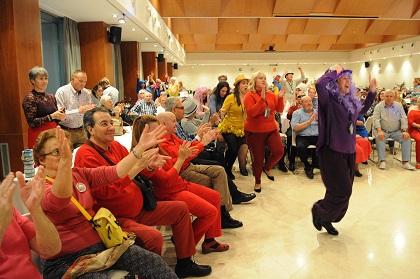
[290,96,319,179]
[408,100,420,169]
[22,66,66,148]
[244,71,285,192]
[209,82,230,116]
[99,77,119,105]
[281,65,306,102]
[373,89,415,170]
[0,168,61,278]
[286,90,306,171]
[55,70,96,149]
[218,74,250,177]
[35,127,177,278]
[193,85,210,119]
[129,91,157,116]
[311,64,376,236]
[168,77,180,97]
[90,84,103,106]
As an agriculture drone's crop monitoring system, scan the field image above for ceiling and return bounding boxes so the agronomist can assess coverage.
[151,0,420,53]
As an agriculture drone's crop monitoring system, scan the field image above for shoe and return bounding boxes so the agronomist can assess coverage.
[416,163,420,169]
[354,170,363,177]
[305,168,314,179]
[401,162,415,171]
[322,222,339,235]
[288,162,295,171]
[239,167,248,176]
[362,161,368,165]
[379,161,386,170]
[175,259,212,278]
[254,184,261,193]
[263,168,275,181]
[221,211,243,229]
[202,240,229,254]
[232,192,256,204]
[226,170,235,180]
[278,163,288,172]
[311,207,322,231]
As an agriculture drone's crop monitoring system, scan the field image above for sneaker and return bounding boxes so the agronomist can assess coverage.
[401,163,415,171]
[379,161,386,170]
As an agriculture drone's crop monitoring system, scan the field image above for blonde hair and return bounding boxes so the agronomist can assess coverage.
[248,71,268,93]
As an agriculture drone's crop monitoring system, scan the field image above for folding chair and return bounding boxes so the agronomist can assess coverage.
[291,130,316,174]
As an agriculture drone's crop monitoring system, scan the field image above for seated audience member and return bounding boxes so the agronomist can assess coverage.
[74,107,211,278]
[291,96,319,179]
[133,116,229,257]
[157,112,250,228]
[99,77,119,105]
[90,84,103,106]
[408,101,420,169]
[34,127,177,278]
[308,87,318,109]
[356,115,369,138]
[99,95,119,117]
[193,85,210,119]
[181,98,219,134]
[373,89,415,170]
[410,77,420,110]
[355,136,372,177]
[394,87,409,115]
[0,168,61,278]
[155,91,168,114]
[296,78,309,94]
[286,90,306,171]
[22,66,66,148]
[129,91,157,116]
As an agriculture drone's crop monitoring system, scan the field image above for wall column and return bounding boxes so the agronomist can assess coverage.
[167,62,173,77]
[157,58,167,82]
[0,0,43,178]
[142,52,157,80]
[120,41,139,104]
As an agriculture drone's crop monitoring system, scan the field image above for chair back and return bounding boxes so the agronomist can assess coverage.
[365,117,374,135]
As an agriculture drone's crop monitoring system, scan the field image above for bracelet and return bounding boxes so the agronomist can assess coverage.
[132,149,142,159]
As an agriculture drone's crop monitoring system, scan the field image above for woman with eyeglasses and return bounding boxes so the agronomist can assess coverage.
[33,127,177,279]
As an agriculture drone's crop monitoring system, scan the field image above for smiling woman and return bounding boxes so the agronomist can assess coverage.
[22,66,66,148]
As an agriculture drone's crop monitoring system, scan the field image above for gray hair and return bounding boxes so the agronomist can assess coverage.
[100,95,112,106]
[83,107,111,138]
[165,96,181,112]
[98,77,110,86]
[28,66,48,81]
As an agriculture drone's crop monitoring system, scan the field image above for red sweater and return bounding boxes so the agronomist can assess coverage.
[0,208,41,278]
[244,90,284,132]
[74,141,143,218]
[159,134,205,172]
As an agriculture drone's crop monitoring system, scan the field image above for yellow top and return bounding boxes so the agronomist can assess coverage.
[168,83,179,97]
[218,94,245,137]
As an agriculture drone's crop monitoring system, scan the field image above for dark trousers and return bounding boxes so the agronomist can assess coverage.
[286,127,297,164]
[296,135,318,169]
[313,146,355,223]
[222,133,246,170]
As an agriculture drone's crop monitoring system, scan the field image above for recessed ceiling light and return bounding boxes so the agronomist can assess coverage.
[131,28,135,31]
[154,45,157,47]
[145,37,149,40]
[112,14,118,18]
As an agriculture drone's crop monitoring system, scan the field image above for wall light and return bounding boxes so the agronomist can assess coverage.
[118,14,126,24]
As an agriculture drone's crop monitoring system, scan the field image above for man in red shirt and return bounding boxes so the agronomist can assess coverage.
[74,107,211,278]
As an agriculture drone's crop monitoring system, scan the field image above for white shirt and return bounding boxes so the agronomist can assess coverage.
[56,83,91,128]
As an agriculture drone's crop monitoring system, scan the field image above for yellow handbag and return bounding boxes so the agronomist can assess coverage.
[71,197,128,248]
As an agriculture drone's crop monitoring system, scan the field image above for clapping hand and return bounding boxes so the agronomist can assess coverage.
[138,124,167,151]
[0,173,16,231]
[178,141,199,160]
[17,166,46,212]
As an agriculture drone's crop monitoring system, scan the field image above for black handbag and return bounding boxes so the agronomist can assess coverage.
[85,141,157,211]
[132,175,157,211]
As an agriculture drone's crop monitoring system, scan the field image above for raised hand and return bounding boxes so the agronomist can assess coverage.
[137,124,167,151]
[0,173,16,232]
[17,166,46,212]
[368,75,377,93]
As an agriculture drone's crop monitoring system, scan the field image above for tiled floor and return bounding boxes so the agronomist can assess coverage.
[161,150,420,279]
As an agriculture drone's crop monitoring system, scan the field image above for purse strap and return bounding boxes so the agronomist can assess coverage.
[45,176,94,223]
[85,140,116,166]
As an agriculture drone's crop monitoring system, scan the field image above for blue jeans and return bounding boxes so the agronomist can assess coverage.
[373,130,412,162]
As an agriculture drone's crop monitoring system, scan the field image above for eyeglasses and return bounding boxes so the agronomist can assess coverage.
[175,106,185,110]
[297,95,305,99]
[42,148,60,157]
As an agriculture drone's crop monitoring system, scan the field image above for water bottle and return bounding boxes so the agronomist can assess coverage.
[21,149,35,179]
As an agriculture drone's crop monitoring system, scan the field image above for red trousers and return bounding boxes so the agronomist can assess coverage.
[117,200,196,259]
[164,183,222,245]
[245,129,284,184]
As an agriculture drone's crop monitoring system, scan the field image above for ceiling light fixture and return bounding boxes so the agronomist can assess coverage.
[118,14,126,24]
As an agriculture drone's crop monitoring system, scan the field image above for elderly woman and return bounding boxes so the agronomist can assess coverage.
[168,76,180,97]
[311,65,376,236]
[90,84,103,106]
[244,71,285,192]
[408,100,420,169]
[34,127,177,279]
[100,95,121,117]
[22,66,66,148]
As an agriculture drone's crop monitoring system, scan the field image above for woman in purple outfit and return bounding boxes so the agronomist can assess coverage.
[311,64,376,235]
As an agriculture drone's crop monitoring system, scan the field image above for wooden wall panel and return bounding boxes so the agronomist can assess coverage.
[78,22,114,90]
[120,41,139,102]
[0,0,43,178]
[167,63,173,77]
[142,52,157,80]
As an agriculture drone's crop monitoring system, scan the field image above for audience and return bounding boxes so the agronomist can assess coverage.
[280,65,306,102]
[99,77,119,105]
[193,85,210,119]
[407,100,420,169]
[130,91,157,116]
[90,84,103,106]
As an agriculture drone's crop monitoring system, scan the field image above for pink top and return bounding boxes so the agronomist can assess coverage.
[0,208,42,278]
[42,166,119,259]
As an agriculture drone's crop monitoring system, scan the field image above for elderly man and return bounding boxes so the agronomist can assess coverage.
[130,91,157,116]
[373,89,415,170]
[99,77,119,105]
[291,96,319,179]
[74,107,212,278]
[56,70,96,148]
[157,112,246,229]
[0,168,61,278]
[281,65,306,101]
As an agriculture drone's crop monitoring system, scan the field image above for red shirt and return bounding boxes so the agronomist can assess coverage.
[244,90,284,133]
[74,140,143,218]
[0,208,42,278]
[159,134,204,172]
